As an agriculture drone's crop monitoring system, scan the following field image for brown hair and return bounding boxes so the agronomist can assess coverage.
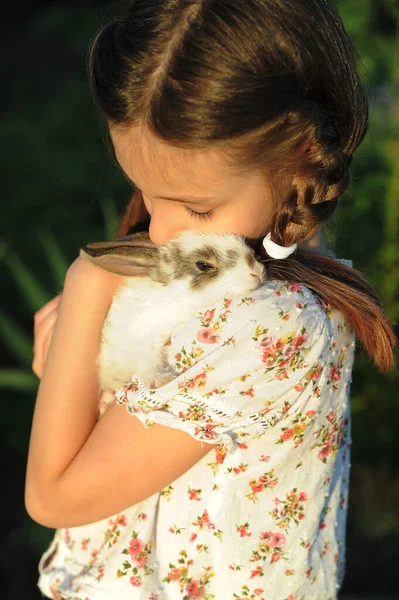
[86,0,397,372]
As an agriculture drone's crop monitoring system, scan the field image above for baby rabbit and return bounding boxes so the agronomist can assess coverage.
[79,230,266,416]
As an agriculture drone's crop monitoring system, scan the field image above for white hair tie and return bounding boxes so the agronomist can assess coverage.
[262,232,297,259]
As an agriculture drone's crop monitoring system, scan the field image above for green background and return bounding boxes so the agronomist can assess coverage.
[1,1,397,597]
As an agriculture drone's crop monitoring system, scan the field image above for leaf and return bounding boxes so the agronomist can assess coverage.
[3,250,50,313]
[0,368,37,392]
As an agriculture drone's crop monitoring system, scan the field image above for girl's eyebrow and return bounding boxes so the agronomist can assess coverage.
[123,172,215,203]
[156,195,214,203]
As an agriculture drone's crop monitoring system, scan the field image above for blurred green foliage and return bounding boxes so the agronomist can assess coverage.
[0,1,397,597]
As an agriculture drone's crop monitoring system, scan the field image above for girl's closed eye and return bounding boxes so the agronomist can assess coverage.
[184,206,213,221]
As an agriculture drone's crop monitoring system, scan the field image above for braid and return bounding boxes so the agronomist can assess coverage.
[270,105,350,247]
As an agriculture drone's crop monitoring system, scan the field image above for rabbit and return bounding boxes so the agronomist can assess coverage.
[79,229,267,416]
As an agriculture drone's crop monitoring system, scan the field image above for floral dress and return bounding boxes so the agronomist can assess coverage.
[37,265,355,600]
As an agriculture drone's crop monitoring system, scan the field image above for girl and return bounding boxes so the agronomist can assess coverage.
[26,1,397,599]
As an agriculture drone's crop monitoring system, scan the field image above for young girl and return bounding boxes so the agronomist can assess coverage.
[26,1,397,599]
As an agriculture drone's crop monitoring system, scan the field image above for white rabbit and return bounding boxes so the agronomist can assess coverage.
[79,230,266,416]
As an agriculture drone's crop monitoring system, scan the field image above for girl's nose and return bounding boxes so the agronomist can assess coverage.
[148,218,180,246]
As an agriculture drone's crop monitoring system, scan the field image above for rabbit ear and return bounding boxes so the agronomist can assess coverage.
[79,234,160,277]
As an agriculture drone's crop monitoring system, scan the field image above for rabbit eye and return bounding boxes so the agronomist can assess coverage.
[195,261,215,272]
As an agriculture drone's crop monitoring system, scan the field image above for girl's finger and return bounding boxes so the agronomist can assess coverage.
[42,326,55,367]
[33,307,60,377]
[34,294,62,325]
[33,325,55,379]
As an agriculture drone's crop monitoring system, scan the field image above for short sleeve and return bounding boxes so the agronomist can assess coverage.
[114,281,331,454]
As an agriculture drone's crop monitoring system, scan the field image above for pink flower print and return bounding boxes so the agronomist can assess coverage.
[81,538,89,551]
[294,384,304,392]
[329,365,341,382]
[250,481,264,493]
[215,445,227,464]
[129,537,145,557]
[168,567,181,581]
[192,509,215,531]
[306,409,316,417]
[133,556,148,568]
[197,327,219,344]
[262,350,278,366]
[243,386,255,397]
[289,283,302,292]
[280,428,295,441]
[299,492,308,501]
[318,442,333,461]
[203,309,216,322]
[292,333,307,348]
[271,552,282,563]
[175,352,182,361]
[271,532,286,547]
[199,423,218,440]
[327,410,336,422]
[130,576,142,587]
[185,580,205,598]
[260,531,273,543]
[259,473,278,487]
[319,521,327,530]
[188,487,202,501]
[274,339,285,352]
[190,533,198,542]
[259,335,273,348]
[254,589,265,595]
[276,370,289,380]
[296,302,304,309]
[236,523,252,538]
[250,566,263,578]
[149,594,159,600]
[260,455,270,462]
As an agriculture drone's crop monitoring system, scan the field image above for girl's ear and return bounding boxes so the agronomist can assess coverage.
[79,237,160,276]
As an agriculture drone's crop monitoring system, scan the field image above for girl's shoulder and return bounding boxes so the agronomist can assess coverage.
[169,261,355,381]
[172,258,354,350]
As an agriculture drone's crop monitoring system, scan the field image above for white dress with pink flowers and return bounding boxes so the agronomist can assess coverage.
[37,266,355,600]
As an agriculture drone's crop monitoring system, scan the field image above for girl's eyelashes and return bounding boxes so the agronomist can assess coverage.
[184,206,213,221]
[135,188,214,221]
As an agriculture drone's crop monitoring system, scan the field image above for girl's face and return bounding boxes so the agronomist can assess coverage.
[110,125,279,246]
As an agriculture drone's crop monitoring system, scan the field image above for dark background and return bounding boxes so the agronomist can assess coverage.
[1,1,398,598]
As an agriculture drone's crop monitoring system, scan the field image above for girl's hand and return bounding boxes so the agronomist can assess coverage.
[32,256,126,380]
[32,294,62,379]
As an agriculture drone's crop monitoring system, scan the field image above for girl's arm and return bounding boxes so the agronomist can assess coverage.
[25,257,212,529]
